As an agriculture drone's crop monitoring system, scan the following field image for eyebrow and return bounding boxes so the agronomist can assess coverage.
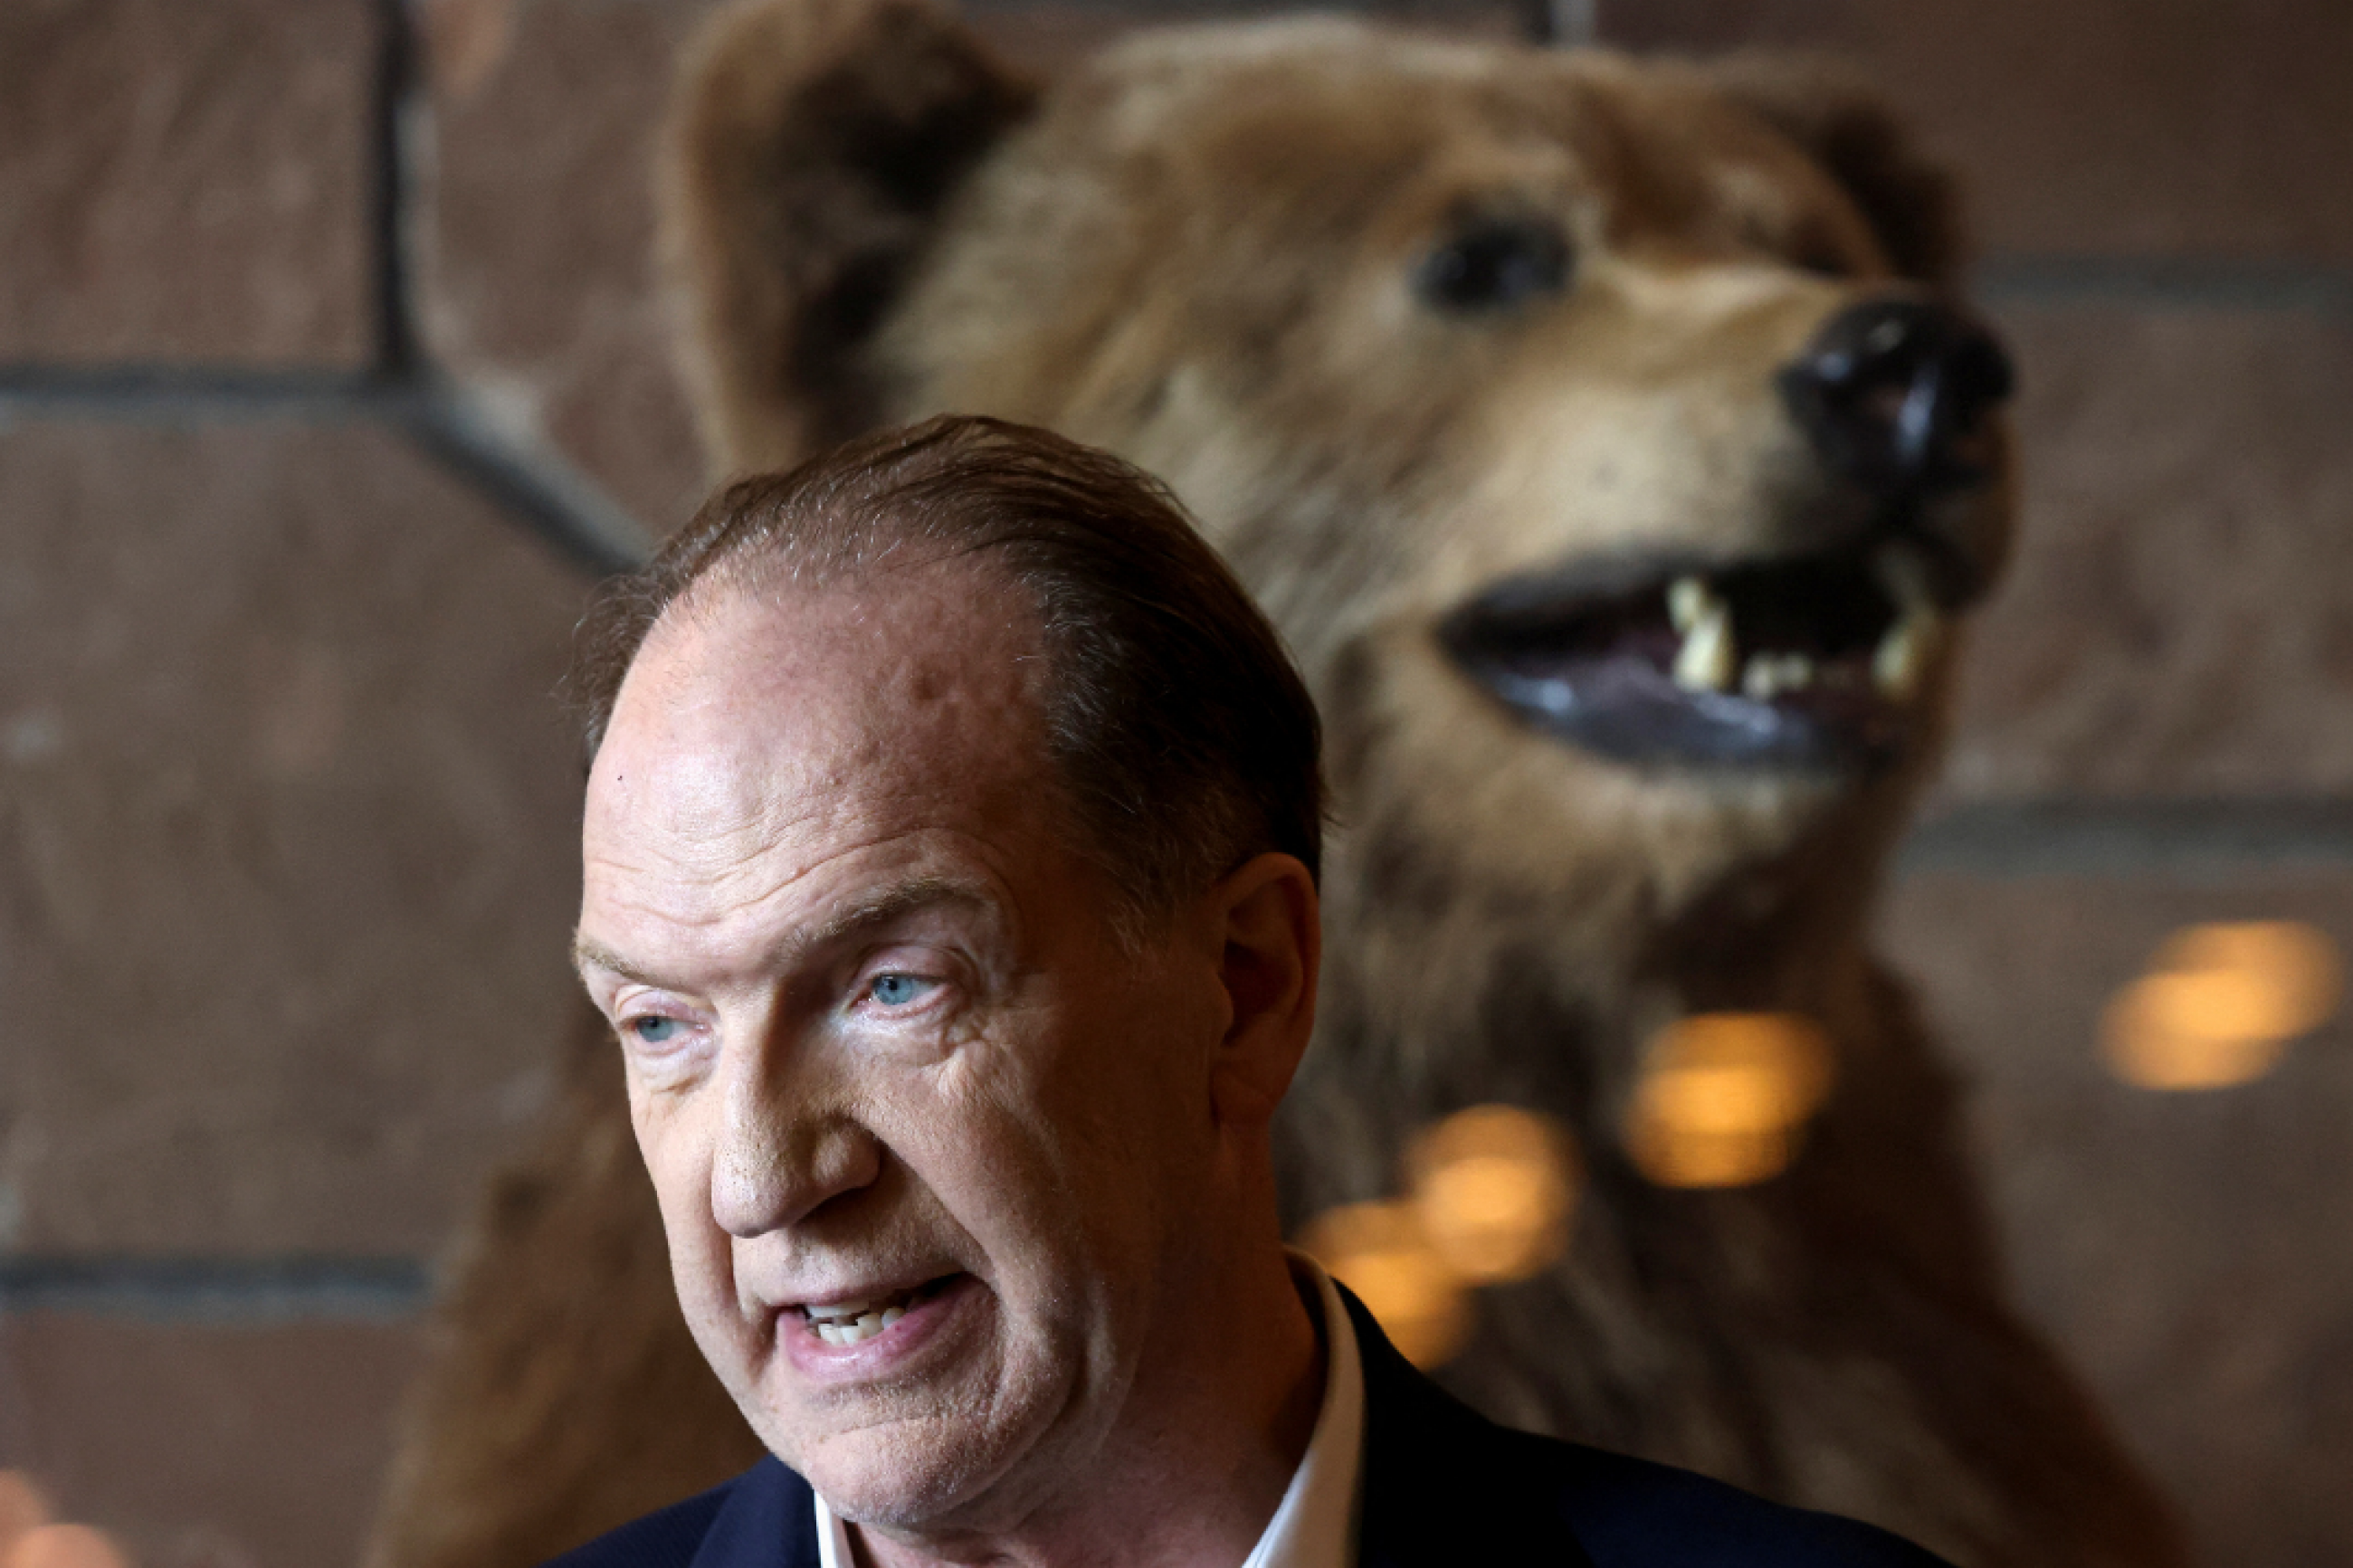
[571,875,997,991]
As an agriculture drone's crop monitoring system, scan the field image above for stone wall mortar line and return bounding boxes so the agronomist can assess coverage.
[0,363,653,574]
[1900,799,2353,879]
[370,0,425,378]
[0,1255,432,1324]
[395,388,656,575]
[1976,256,2353,314]
[0,2,650,579]
[0,363,402,417]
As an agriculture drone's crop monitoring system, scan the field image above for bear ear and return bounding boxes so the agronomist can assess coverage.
[659,0,1037,475]
[1698,54,1964,290]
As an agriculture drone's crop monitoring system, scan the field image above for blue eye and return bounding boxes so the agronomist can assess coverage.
[868,974,936,1008]
[629,1016,682,1046]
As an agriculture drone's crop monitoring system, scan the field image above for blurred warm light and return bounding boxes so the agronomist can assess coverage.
[6,1524,131,1568]
[1405,1104,1577,1284]
[1626,1012,1834,1189]
[2103,921,2342,1090]
[1296,1199,1471,1368]
[0,1474,50,1559]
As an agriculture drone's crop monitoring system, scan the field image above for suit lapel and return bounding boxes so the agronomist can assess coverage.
[690,1457,823,1568]
[1342,1288,1599,1568]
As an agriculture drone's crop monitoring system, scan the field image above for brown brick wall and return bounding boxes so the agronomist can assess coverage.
[1880,870,2353,1568]
[0,420,589,1257]
[0,1313,422,1568]
[2,0,2346,1563]
[0,0,379,366]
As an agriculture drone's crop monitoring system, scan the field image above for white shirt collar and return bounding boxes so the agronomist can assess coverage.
[815,1253,1365,1568]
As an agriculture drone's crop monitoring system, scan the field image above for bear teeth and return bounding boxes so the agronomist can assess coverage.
[1671,594,1736,693]
[1872,610,1943,701]
[1742,652,1816,699]
[1670,549,1939,705]
[1870,543,1944,702]
[1666,575,1715,634]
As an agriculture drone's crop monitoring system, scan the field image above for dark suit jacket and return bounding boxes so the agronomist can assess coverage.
[548,1288,1952,1567]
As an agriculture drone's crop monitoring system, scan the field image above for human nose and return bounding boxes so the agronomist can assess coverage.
[709,1025,882,1238]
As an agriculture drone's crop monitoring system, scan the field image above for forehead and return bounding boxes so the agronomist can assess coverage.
[586,562,1055,892]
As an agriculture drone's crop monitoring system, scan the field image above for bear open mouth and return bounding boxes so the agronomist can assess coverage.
[1439,539,1948,768]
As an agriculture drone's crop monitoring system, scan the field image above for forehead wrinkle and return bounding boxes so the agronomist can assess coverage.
[573,872,1000,993]
[584,821,1041,998]
[773,874,1001,972]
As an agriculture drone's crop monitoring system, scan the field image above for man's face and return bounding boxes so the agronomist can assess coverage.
[575,563,1231,1530]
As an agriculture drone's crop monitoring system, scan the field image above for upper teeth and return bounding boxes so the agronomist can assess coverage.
[1871,544,1946,702]
[1743,652,1815,699]
[805,1297,881,1322]
[803,1287,919,1347]
[810,1305,907,1347]
[1665,546,1947,707]
[1667,576,1711,634]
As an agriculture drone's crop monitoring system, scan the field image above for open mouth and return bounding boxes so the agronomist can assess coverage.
[798,1275,963,1348]
[1439,538,1950,768]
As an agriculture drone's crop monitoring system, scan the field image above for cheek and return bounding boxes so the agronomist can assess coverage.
[628,1087,731,1297]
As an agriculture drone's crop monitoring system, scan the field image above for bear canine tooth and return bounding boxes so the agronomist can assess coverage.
[1666,576,1716,634]
[1872,609,1944,701]
[1672,603,1735,693]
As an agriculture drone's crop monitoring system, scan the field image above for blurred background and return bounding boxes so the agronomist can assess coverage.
[2,0,2349,1564]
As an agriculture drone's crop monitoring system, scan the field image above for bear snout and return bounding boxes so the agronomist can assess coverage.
[1775,298,2015,501]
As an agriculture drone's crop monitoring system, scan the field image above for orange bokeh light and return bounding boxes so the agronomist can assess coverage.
[6,1525,130,1568]
[2103,921,2342,1090]
[1626,1012,1834,1189]
[1405,1105,1577,1285]
[0,1474,51,1561]
[1295,1199,1472,1368]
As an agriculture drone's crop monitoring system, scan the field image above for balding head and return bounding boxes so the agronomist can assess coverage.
[570,415,1326,933]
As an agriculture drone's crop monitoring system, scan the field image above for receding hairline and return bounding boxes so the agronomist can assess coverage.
[566,414,1327,937]
[593,540,1141,924]
[613,540,1050,727]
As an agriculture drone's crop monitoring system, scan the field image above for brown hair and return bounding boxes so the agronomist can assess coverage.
[569,414,1325,921]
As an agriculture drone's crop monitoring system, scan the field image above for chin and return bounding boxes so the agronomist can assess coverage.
[753,1326,1096,1539]
[789,1422,995,1531]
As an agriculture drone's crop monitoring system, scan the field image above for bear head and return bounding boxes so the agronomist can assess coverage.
[661,0,2015,1117]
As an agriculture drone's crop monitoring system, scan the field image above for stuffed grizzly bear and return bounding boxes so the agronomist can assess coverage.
[365,5,2187,1567]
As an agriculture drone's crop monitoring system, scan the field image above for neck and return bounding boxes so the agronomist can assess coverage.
[858,1218,1325,1568]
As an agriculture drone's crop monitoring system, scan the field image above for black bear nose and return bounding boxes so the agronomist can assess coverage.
[1777,299,2015,497]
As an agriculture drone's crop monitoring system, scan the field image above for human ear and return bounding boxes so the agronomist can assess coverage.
[1206,852,1321,1127]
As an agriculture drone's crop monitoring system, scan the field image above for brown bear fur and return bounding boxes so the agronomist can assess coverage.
[365,6,2187,1567]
